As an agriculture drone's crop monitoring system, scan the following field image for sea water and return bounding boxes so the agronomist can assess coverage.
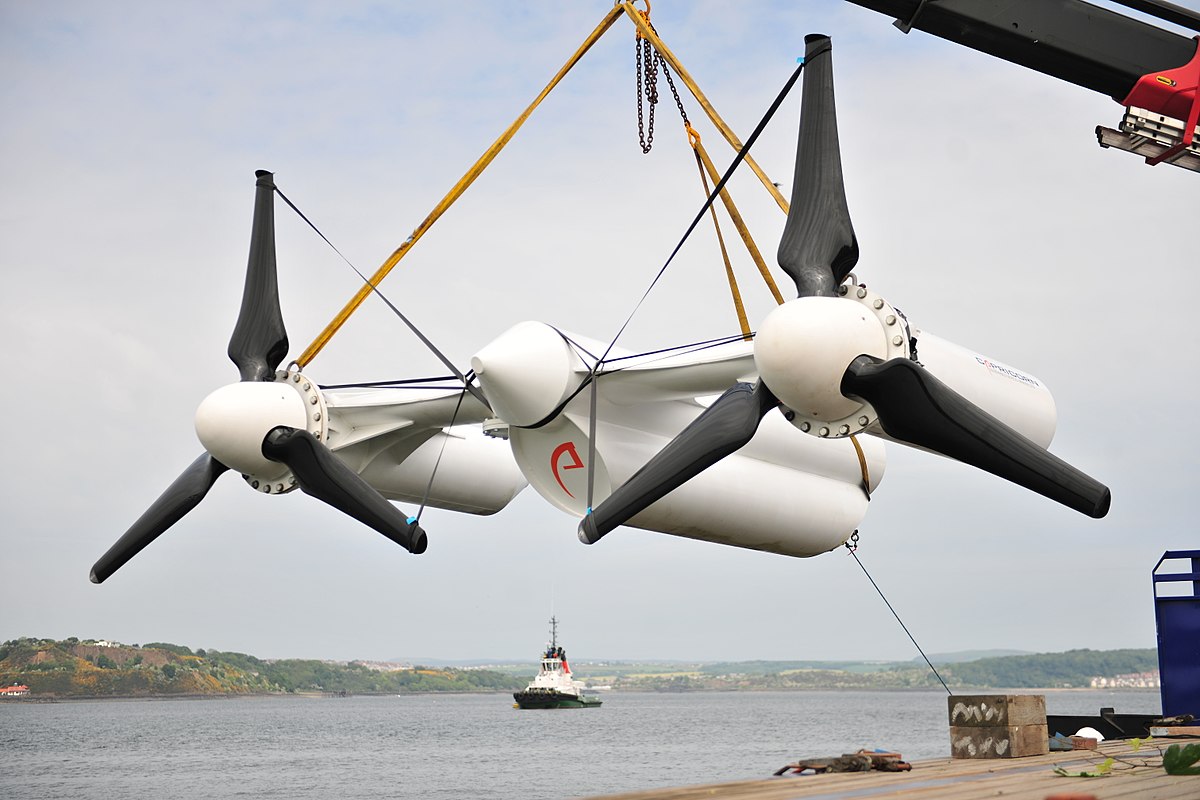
[0,689,1159,799]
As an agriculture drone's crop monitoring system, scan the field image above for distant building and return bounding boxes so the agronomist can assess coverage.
[0,684,30,697]
[1090,671,1160,688]
[351,660,414,672]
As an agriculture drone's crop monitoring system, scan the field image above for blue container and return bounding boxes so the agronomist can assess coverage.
[1153,550,1200,717]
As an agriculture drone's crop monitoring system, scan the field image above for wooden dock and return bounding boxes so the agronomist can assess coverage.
[580,739,1199,800]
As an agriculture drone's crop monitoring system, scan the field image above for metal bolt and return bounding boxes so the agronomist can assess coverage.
[313,412,321,421]
[784,410,795,421]
[839,424,850,435]
[302,383,311,392]
[819,426,830,437]
[251,480,260,489]
[838,286,848,296]
[800,421,811,432]
[858,416,869,426]
[310,396,318,405]
[892,335,904,346]
[856,287,867,299]
[276,483,284,492]
[293,374,301,383]
[886,314,897,326]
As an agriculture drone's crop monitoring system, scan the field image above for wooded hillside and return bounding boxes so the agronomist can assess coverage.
[0,638,523,697]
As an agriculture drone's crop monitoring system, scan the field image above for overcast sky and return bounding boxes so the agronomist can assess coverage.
[2,1,1197,665]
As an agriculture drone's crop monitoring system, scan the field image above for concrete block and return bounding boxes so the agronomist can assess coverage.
[949,694,1047,728]
[950,723,1050,758]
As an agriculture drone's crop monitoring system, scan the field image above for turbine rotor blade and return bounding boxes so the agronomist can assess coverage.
[777,34,859,298]
[91,453,229,584]
[578,381,778,544]
[261,426,428,554]
[841,356,1111,518]
[228,170,289,382]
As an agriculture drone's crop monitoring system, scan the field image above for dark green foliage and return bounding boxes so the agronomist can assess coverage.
[939,649,1158,688]
[1163,743,1200,776]
[245,659,524,694]
[203,650,266,673]
[143,642,194,656]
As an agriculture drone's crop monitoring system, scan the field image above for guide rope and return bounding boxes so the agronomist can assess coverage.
[844,539,952,695]
[415,385,470,522]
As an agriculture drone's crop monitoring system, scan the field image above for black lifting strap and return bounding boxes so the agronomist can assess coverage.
[274,185,490,411]
[521,58,809,433]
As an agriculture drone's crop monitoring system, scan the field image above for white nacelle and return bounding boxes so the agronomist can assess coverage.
[357,427,527,515]
[320,386,528,516]
[472,321,886,558]
[471,321,590,427]
[507,407,882,558]
[616,409,880,558]
[904,329,1057,448]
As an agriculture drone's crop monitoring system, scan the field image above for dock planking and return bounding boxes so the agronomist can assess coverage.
[580,739,1198,800]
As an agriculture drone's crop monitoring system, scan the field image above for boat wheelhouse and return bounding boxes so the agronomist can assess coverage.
[513,617,601,710]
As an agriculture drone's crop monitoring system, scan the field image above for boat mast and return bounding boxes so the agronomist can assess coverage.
[548,615,558,651]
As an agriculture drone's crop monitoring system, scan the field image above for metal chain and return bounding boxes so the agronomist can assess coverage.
[658,48,689,128]
[635,19,688,154]
[636,35,658,153]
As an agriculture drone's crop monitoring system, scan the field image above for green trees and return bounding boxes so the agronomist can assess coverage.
[943,649,1158,688]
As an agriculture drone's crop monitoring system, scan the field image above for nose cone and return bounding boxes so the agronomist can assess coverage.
[471,322,585,427]
[754,297,886,421]
[195,381,306,476]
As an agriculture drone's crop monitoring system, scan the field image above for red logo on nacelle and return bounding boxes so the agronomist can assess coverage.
[550,441,585,497]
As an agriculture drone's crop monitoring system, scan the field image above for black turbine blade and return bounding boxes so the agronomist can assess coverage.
[228,170,289,382]
[261,426,428,554]
[841,356,1111,518]
[777,34,859,298]
[579,381,778,544]
[91,453,229,584]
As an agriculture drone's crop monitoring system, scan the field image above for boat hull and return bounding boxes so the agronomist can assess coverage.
[513,691,602,709]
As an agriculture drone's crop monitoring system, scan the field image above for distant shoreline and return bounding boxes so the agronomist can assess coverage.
[0,685,1162,703]
[4,639,1161,699]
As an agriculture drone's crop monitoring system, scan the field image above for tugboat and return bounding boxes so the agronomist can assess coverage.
[513,617,602,709]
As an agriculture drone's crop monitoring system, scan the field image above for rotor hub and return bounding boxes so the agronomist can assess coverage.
[754,282,910,438]
[194,369,328,493]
